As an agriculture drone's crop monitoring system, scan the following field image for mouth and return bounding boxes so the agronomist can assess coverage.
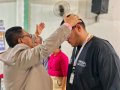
[67,40,75,47]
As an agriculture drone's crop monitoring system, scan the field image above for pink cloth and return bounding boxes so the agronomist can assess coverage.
[63,23,72,30]
[48,51,69,77]
[0,74,3,78]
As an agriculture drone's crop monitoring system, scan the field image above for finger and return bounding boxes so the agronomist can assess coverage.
[63,16,67,22]
[40,23,45,28]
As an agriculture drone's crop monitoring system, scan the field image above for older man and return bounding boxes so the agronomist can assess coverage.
[0,14,79,90]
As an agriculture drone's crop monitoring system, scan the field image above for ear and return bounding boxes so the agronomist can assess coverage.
[76,24,81,32]
[18,38,22,43]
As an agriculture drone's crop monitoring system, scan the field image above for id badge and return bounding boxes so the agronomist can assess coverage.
[69,72,74,84]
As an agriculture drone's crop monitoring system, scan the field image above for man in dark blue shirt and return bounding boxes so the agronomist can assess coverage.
[61,15,120,90]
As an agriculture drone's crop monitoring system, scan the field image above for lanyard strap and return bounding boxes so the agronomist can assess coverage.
[73,34,91,67]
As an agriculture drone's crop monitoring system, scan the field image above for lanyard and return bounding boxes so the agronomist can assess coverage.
[73,34,91,67]
[69,34,92,84]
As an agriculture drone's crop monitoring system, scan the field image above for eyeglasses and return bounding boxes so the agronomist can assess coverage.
[21,34,32,38]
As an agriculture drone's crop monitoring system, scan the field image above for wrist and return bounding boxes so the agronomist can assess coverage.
[63,23,72,30]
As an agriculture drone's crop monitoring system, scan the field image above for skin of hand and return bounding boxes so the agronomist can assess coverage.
[64,14,80,27]
[35,22,45,36]
[61,77,67,90]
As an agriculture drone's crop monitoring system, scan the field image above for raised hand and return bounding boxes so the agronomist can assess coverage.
[64,14,80,27]
[35,22,45,36]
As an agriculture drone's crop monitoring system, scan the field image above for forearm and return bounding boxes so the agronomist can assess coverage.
[39,25,71,61]
[17,25,70,69]
[61,77,67,90]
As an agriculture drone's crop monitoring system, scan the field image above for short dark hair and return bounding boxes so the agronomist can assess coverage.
[78,19,85,29]
[60,14,70,25]
[5,26,23,48]
[60,15,86,29]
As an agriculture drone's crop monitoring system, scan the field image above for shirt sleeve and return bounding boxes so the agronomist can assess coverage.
[98,53,120,90]
[63,23,72,30]
[17,25,71,69]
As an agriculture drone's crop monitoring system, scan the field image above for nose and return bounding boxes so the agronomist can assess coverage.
[67,34,71,40]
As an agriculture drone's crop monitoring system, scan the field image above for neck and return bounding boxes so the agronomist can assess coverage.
[53,50,60,56]
[54,52,58,56]
[81,33,89,45]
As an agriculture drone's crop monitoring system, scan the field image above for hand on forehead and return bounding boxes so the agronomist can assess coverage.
[63,14,80,26]
[68,14,84,24]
